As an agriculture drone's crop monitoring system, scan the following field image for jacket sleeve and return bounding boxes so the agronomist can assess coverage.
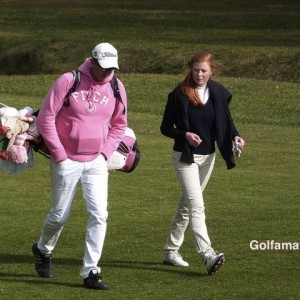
[36,73,74,162]
[160,90,187,142]
[225,93,239,139]
[100,78,128,160]
[208,80,238,169]
[230,117,240,139]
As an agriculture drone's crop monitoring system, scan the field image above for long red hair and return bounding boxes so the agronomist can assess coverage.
[179,52,217,106]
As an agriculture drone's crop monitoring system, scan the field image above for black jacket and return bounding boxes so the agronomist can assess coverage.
[160,79,239,169]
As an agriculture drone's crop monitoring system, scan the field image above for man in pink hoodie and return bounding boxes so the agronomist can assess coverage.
[32,43,127,290]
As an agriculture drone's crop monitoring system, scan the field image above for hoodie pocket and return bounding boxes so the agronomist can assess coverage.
[70,122,106,155]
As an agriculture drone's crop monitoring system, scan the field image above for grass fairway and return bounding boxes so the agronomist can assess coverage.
[0,0,299,82]
[0,74,299,299]
[0,0,299,299]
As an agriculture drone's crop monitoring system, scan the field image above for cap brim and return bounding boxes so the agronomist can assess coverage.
[98,59,119,69]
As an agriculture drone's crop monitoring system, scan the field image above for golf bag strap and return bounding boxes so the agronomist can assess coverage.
[110,75,126,114]
[64,69,81,107]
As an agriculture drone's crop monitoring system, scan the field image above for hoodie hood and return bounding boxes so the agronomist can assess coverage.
[77,57,114,84]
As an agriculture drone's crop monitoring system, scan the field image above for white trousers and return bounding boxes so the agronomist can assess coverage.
[37,155,108,279]
[164,151,216,257]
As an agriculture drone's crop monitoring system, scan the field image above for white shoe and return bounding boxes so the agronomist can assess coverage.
[204,252,226,275]
[163,250,189,267]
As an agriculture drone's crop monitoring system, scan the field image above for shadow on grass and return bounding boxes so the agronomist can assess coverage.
[107,260,205,278]
[0,253,82,265]
[0,274,83,288]
[0,254,206,284]
[0,254,84,288]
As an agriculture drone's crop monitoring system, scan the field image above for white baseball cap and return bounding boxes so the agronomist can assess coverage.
[92,43,119,69]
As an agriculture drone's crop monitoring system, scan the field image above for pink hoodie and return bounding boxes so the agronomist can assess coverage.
[37,58,127,163]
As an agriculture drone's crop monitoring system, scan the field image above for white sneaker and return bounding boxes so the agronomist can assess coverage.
[163,250,189,267]
[204,252,226,275]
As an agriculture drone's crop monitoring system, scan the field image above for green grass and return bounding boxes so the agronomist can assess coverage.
[0,74,299,299]
[0,0,299,82]
[0,0,299,299]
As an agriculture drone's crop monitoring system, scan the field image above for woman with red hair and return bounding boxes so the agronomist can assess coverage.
[161,51,245,275]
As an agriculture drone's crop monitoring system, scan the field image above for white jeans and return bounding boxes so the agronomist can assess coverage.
[37,154,108,279]
[164,151,216,257]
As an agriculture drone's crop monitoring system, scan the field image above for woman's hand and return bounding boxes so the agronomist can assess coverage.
[186,132,202,148]
[234,136,245,149]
